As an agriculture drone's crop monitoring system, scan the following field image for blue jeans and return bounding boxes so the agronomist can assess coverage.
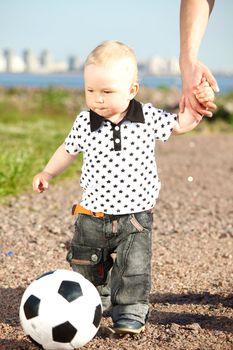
[66,210,153,324]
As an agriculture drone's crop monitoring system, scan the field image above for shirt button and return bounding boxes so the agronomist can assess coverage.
[115,138,120,144]
[115,126,120,131]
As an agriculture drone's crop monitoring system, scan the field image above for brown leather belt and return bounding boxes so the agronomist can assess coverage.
[72,204,105,218]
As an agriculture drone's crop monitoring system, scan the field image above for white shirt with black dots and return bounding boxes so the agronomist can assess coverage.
[65,99,177,215]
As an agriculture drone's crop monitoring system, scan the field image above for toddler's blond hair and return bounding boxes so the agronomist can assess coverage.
[85,41,138,82]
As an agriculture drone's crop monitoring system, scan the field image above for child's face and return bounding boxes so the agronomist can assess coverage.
[84,60,138,120]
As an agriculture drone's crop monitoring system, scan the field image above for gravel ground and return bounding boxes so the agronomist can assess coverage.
[0,134,233,350]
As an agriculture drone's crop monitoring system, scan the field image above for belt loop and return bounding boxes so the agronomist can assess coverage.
[112,219,118,234]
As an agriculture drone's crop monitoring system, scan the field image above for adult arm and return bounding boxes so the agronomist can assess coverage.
[179,0,218,119]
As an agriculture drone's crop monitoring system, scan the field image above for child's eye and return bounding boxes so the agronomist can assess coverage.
[104,91,113,94]
[87,89,93,93]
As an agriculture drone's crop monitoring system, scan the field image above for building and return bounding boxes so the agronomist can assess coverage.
[68,55,80,72]
[148,56,168,75]
[52,61,69,73]
[4,49,25,73]
[40,50,54,72]
[0,50,7,72]
[148,56,180,76]
[167,57,180,75]
[23,49,40,72]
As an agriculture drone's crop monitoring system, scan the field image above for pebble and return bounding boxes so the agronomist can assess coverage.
[185,323,202,332]
[170,323,180,332]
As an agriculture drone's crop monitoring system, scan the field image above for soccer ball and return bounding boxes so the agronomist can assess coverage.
[19,269,102,349]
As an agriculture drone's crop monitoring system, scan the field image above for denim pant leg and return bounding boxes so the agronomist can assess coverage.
[66,214,113,310]
[111,211,153,324]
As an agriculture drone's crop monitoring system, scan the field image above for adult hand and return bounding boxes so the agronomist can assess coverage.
[179,59,219,120]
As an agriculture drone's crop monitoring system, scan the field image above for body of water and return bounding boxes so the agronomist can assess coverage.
[0,73,232,94]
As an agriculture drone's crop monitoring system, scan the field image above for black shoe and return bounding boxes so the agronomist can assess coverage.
[112,318,145,334]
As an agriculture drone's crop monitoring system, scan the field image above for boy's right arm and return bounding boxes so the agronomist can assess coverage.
[33,144,77,193]
[173,79,215,135]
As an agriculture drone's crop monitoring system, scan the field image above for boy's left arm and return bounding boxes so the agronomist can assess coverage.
[173,79,215,135]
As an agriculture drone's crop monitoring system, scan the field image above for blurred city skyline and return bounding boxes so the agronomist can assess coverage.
[0,47,182,75]
[0,0,233,72]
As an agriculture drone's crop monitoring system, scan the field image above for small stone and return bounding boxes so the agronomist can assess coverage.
[170,323,180,332]
[185,323,202,332]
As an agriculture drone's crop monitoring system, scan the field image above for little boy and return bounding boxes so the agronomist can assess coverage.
[33,41,214,335]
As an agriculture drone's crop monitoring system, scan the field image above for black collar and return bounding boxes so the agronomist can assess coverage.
[90,99,145,132]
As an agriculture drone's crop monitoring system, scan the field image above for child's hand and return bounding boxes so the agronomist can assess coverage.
[193,77,217,112]
[33,171,51,193]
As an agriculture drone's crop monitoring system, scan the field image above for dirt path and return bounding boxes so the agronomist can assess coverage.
[0,134,232,350]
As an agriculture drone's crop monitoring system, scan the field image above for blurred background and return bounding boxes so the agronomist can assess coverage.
[0,0,233,199]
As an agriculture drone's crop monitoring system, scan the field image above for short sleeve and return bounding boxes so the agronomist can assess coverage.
[64,112,85,155]
[149,104,177,141]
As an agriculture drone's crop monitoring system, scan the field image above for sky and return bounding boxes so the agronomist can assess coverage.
[0,0,233,71]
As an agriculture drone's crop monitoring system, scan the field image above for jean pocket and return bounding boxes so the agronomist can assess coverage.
[130,211,153,233]
[67,244,102,266]
[130,214,144,232]
[67,244,109,286]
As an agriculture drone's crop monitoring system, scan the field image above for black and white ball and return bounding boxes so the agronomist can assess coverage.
[19,269,102,349]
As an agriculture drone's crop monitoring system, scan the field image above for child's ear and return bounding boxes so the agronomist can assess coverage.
[129,82,139,100]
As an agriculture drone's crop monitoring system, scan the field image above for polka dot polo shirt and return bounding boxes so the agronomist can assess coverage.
[64,99,177,215]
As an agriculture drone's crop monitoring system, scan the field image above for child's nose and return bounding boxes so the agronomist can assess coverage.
[96,95,104,103]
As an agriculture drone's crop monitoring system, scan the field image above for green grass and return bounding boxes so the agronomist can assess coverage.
[0,103,82,200]
[0,85,232,201]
